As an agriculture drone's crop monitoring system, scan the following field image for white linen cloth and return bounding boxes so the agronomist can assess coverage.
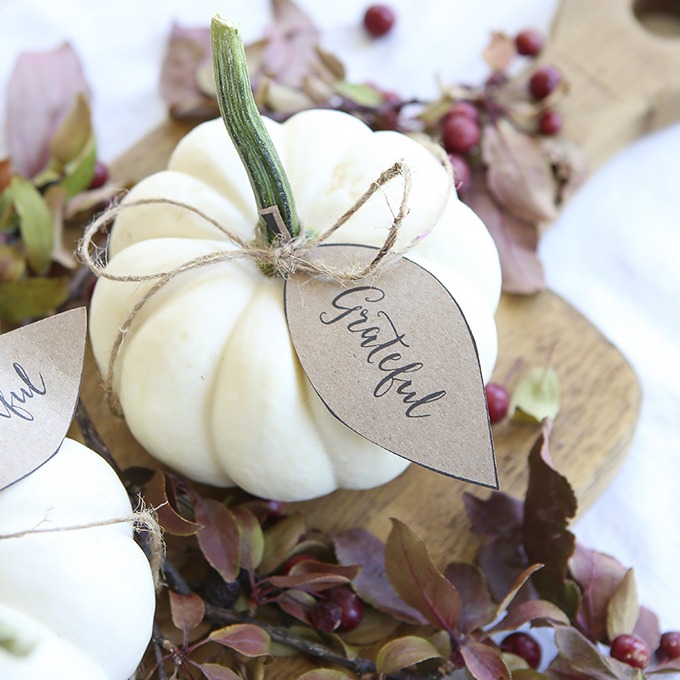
[2,0,678,631]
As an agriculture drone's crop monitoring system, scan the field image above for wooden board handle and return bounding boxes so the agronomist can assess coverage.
[547,0,680,172]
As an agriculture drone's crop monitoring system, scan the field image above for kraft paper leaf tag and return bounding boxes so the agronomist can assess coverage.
[0,307,87,490]
[284,244,497,488]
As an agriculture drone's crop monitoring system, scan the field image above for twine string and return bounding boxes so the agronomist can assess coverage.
[0,502,165,589]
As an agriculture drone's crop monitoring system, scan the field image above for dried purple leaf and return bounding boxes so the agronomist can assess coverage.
[208,623,271,657]
[385,518,461,634]
[169,590,205,633]
[334,528,427,625]
[464,171,545,294]
[481,120,559,224]
[197,663,242,680]
[444,562,496,633]
[483,32,516,73]
[143,470,201,536]
[486,598,569,636]
[160,22,219,120]
[460,640,511,680]
[195,498,241,583]
[523,426,579,616]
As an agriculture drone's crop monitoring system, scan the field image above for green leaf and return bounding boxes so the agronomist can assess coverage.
[0,277,69,324]
[0,619,35,657]
[11,176,54,275]
[297,671,353,680]
[208,623,270,657]
[606,568,639,640]
[376,635,442,675]
[511,366,561,422]
[49,93,92,166]
[550,626,623,680]
[0,245,26,283]
[0,186,17,232]
[232,506,265,574]
[259,513,306,575]
[418,96,453,126]
[385,518,461,634]
[333,80,383,107]
[60,137,96,199]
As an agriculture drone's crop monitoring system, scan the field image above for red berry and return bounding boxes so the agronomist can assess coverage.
[445,101,479,124]
[324,586,364,632]
[441,115,480,154]
[448,153,472,193]
[658,631,680,661]
[88,159,109,189]
[529,65,562,100]
[500,632,542,669]
[515,29,544,57]
[363,5,396,37]
[538,109,562,135]
[310,600,343,632]
[485,382,510,424]
[611,634,651,669]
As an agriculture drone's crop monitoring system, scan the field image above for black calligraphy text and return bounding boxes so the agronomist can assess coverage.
[0,363,47,422]
[319,286,446,417]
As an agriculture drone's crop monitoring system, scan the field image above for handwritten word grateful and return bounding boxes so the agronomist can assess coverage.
[319,286,446,418]
[0,363,47,422]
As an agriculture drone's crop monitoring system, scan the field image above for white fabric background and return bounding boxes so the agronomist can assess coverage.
[2,0,678,632]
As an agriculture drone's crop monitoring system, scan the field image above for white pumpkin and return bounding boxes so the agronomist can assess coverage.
[0,438,156,679]
[89,109,501,501]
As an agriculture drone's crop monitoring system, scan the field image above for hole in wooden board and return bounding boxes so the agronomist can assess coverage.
[633,0,680,37]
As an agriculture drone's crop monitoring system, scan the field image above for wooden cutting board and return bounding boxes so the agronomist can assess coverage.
[67,0,678,672]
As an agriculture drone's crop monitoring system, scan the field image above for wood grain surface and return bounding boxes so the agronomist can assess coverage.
[545,0,680,172]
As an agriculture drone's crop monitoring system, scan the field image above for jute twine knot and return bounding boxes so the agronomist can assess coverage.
[78,159,453,414]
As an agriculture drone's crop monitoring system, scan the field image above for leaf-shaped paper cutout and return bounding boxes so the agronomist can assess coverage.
[0,307,86,490]
[285,244,497,488]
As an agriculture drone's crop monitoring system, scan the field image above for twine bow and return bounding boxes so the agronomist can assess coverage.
[78,158,453,413]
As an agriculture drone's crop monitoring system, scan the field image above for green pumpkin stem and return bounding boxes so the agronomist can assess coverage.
[210,15,300,243]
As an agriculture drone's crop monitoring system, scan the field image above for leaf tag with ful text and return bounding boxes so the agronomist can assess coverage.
[284,245,497,489]
[0,307,86,490]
